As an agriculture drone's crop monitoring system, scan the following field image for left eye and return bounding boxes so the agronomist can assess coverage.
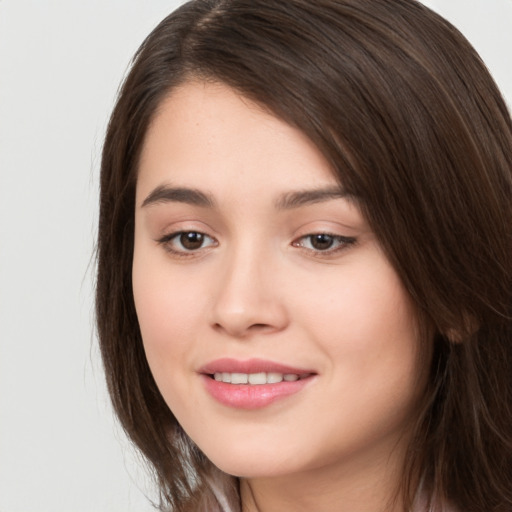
[293,233,355,252]
[160,231,216,252]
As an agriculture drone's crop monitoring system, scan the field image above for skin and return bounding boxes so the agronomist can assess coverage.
[133,81,428,512]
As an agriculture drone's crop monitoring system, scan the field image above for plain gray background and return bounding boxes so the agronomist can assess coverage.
[0,1,511,511]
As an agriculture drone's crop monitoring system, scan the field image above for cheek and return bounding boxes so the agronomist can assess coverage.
[132,258,205,416]
[296,263,417,350]
[132,245,200,373]
[292,258,422,411]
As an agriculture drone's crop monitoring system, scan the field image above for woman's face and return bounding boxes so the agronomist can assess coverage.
[133,81,425,479]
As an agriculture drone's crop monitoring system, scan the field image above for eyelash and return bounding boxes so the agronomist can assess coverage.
[156,231,357,258]
[292,233,357,255]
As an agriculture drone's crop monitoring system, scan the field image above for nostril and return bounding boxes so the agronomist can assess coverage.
[212,321,275,337]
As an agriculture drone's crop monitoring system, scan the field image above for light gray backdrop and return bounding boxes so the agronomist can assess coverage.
[0,1,511,511]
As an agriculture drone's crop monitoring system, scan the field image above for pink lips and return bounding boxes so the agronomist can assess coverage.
[199,358,316,410]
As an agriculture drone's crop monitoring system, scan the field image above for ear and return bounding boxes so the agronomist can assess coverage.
[444,313,479,343]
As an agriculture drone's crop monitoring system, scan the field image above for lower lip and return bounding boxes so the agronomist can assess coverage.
[201,375,313,410]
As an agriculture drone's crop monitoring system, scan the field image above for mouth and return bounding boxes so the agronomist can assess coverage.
[199,358,317,409]
[207,371,312,385]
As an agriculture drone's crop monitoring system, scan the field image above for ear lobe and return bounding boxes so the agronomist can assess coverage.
[445,327,465,344]
[444,313,479,343]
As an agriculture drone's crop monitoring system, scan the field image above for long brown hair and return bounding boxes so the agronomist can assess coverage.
[96,1,512,510]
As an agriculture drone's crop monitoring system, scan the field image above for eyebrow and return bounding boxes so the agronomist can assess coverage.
[141,185,215,208]
[275,186,353,209]
[141,184,353,210]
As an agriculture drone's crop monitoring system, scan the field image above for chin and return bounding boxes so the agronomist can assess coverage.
[203,444,299,479]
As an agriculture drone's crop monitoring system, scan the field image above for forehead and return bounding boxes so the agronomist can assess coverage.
[136,81,339,202]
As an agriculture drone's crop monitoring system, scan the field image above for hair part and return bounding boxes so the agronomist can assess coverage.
[97,1,512,510]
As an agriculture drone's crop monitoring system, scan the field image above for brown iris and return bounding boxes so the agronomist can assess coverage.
[309,234,335,250]
[179,232,205,250]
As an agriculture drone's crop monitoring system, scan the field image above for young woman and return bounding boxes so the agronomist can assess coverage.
[96,1,512,511]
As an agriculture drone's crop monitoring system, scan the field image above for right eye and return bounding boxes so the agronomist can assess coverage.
[158,231,217,255]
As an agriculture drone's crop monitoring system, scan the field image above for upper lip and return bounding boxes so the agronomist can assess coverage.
[199,358,315,376]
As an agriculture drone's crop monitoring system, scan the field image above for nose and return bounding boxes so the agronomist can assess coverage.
[209,246,289,339]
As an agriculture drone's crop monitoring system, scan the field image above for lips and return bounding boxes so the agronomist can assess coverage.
[200,357,314,375]
[199,358,316,409]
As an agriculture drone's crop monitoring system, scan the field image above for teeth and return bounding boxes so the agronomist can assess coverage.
[212,372,301,385]
[248,372,266,384]
[267,372,283,384]
[231,373,248,384]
